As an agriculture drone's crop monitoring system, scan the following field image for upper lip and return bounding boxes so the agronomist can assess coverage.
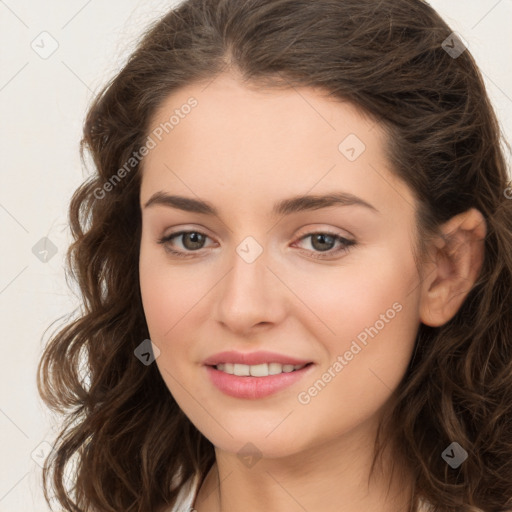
[203,351,313,366]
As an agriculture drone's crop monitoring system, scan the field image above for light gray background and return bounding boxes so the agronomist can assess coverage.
[1,1,511,510]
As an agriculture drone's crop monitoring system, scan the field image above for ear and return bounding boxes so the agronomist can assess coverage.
[419,208,487,327]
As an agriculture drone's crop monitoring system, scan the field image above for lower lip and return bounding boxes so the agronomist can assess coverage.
[204,364,315,399]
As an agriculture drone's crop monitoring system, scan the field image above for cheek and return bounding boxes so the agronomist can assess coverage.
[139,244,217,391]
[289,242,419,340]
[139,258,197,400]
[295,246,421,419]
[139,240,208,338]
[139,247,173,338]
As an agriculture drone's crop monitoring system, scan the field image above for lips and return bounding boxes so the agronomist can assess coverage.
[205,363,315,399]
[203,350,313,367]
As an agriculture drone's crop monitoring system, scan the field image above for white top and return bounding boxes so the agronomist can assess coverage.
[168,472,437,512]
[168,472,201,512]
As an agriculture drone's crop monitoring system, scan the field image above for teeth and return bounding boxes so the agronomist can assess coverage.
[215,362,306,376]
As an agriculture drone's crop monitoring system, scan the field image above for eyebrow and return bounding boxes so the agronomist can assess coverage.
[143,190,379,216]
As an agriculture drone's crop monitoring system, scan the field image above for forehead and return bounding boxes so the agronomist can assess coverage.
[145,72,380,160]
[139,72,414,217]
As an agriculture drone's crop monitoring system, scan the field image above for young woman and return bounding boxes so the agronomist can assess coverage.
[37,1,512,511]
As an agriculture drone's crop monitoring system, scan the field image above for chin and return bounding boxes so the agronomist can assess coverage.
[197,423,310,461]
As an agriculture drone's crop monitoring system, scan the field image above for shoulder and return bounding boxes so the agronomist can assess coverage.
[417,498,490,512]
[417,498,431,512]
[165,472,201,512]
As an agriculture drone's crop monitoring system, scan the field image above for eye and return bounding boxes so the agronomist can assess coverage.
[157,230,214,258]
[292,231,356,260]
[157,229,356,260]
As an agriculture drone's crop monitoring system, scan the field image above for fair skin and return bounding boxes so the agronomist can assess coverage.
[138,72,486,512]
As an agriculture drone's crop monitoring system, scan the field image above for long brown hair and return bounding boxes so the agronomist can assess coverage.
[37,0,512,510]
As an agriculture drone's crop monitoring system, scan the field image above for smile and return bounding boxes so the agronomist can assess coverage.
[214,362,309,376]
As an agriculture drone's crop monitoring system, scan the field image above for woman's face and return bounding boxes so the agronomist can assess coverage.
[139,73,423,458]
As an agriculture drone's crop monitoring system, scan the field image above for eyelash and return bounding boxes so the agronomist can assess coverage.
[157,230,356,260]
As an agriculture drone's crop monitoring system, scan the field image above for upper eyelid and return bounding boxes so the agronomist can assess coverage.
[159,230,217,248]
[160,227,353,241]
[161,223,354,240]
[296,227,354,241]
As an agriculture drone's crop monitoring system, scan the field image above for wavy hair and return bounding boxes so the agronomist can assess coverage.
[37,0,512,510]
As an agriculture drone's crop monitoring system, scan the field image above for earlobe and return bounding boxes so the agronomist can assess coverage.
[419,208,487,327]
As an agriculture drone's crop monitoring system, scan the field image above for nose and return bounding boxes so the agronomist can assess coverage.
[213,243,287,336]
